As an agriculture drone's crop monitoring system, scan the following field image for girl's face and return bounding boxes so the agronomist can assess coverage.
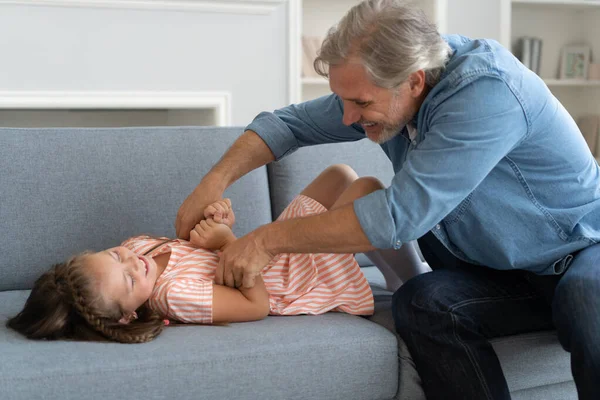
[84,246,160,320]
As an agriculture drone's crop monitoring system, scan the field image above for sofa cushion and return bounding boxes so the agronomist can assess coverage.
[0,289,398,400]
[492,331,575,398]
[0,127,272,291]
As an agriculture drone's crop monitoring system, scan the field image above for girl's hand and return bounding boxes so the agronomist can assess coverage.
[176,182,223,240]
[189,218,235,251]
[203,199,236,228]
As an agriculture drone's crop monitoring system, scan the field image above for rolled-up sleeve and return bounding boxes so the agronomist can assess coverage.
[354,76,529,249]
[245,94,366,160]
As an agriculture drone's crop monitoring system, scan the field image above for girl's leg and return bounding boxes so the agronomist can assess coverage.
[329,176,429,291]
[329,175,384,210]
[299,164,359,209]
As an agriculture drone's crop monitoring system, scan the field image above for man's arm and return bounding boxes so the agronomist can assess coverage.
[176,94,365,239]
[175,130,275,239]
[217,203,376,288]
[262,203,375,254]
[204,130,275,192]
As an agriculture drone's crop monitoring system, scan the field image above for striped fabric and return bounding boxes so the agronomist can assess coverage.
[121,195,374,324]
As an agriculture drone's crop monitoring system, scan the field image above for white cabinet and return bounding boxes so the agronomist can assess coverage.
[0,0,291,128]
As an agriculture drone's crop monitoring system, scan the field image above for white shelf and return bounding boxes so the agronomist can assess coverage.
[302,77,329,85]
[513,0,600,9]
[544,79,600,86]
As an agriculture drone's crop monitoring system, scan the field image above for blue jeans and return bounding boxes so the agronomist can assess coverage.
[392,231,600,400]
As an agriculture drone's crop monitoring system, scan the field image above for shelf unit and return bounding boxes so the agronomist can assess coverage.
[512,0,600,8]
[544,79,600,87]
[505,0,600,119]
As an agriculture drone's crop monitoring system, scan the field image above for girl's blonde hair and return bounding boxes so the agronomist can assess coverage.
[7,252,165,343]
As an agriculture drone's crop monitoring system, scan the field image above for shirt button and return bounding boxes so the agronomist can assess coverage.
[396,240,401,246]
[411,140,417,146]
[436,224,441,230]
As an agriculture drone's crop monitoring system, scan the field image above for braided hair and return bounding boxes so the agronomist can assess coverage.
[7,252,165,343]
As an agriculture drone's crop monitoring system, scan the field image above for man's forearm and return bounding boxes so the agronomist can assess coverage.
[203,130,275,192]
[261,203,376,255]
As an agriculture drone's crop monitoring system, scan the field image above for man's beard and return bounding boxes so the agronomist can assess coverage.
[364,96,408,144]
[367,121,405,144]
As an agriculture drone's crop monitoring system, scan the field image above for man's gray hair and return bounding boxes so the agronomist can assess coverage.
[314,0,452,89]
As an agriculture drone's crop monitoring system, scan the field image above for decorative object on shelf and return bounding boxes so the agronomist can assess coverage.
[577,115,600,156]
[516,37,542,75]
[589,63,600,81]
[302,36,323,78]
[560,45,591,80]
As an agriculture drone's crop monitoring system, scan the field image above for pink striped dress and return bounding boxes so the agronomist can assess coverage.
[121,195,374,324]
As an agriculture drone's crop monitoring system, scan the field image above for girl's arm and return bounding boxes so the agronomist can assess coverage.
[190,219,271,322]
[212,276,270,323]
[211,231,271,322]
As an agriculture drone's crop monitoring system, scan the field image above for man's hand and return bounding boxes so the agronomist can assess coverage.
[189,218,235,251]
[175,183,223,239]
[216,228,275,288]
[204,199,236,228]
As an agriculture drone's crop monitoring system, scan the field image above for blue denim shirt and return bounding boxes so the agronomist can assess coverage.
[246,35,600,275]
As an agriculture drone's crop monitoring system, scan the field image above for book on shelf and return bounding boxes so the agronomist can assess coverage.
[517,37,542,75]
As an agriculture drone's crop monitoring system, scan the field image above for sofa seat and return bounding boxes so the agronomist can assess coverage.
[493,331,576,399]
[0,289,399,400]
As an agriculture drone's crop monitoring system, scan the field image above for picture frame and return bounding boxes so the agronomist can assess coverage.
[560,45,591,80]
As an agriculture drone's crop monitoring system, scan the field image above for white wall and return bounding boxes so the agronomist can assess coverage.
[0,1,291,126]
[446,0,503,43]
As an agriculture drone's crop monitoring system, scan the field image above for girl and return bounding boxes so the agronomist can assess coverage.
[7,164,414,343]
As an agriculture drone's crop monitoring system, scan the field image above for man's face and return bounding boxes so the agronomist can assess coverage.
[329,61,423,144]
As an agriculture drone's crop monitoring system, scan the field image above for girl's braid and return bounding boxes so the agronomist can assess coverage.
[65,264,164,343]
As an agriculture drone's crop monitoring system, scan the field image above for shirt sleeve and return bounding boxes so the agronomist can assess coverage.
[354,76,529,249]
[152,279,214,324]
[245,94,366,160]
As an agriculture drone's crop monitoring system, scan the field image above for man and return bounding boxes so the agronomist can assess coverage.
[175,0,600,398]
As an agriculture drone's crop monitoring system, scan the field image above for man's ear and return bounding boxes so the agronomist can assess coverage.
[408,70,426,96]
[118,311,138,325]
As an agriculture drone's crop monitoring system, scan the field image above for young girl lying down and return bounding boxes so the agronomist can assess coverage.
[8,164,400,344]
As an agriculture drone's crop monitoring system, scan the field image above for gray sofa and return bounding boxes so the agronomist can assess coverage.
[0,126,576,399]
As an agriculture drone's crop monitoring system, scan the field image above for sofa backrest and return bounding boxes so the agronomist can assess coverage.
[268,140,394,218]
[0,127,272,291]
[268,140,395,266]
